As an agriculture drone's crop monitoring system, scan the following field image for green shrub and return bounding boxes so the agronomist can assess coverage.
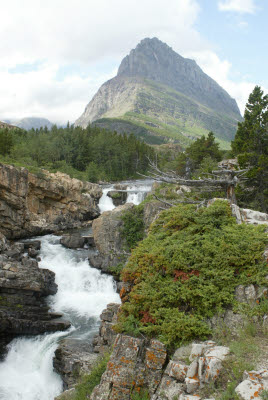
[121,205,145,250]
[116,201,267,348]
[74,353,110,400]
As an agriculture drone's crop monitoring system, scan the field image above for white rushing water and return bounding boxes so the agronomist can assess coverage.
[126,182,153,205]
[0,235,120,400]
[99,180,154,212]
[98,187,115,213]
[0,179,152,399]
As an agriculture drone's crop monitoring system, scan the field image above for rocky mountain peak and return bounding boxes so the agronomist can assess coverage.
[117,37,241,117]
[75,37,242,145]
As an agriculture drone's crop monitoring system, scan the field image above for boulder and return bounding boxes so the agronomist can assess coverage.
[60,234,85,249]
[235,369,268,399]
[53,338,98,389]
[90,203,134,273]
[91,334,167,400]
[107,190,128,207]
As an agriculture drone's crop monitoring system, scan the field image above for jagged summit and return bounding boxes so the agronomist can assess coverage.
[75,37,242,147]
[117,37,240,117]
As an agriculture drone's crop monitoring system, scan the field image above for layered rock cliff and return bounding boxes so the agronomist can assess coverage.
[75,38,242,147]
[0,163,102,239]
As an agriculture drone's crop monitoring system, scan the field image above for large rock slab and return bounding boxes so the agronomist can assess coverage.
[91,334,167,400]
[89,203,134,273]
[0,163,102,239]
[235,369,268,399]
[53,338,98,389]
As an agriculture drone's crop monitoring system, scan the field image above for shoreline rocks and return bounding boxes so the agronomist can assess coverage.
[53,303,120,391]
[53,338,99,390]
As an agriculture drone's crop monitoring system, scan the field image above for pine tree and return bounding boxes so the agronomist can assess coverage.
[232,86,268,212]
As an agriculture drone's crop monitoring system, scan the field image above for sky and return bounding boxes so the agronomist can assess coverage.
[0,0,267,125]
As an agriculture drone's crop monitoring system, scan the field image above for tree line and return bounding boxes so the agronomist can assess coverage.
[0,123,155,182]
[159,85,268,212]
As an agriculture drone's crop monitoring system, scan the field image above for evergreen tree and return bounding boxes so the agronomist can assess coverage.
[176,132,222,177]
[0,128,14,155]
[232,86,268,212]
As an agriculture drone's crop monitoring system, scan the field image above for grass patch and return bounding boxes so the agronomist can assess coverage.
[261,390,268,400]
[131,389,150,400]
[202,319,268,400]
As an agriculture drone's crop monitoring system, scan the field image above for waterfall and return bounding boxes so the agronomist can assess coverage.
[126,182,153,205]
[98,187,115,213]
[99,180,154,212]
[0,179,153,399]
[0,235,120,400]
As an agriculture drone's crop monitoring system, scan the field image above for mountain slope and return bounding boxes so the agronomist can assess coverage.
[75,38,242,147]
[15,117,53,130]
[0,121,19,130]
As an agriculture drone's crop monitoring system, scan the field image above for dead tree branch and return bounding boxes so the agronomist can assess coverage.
[142,157,249,205]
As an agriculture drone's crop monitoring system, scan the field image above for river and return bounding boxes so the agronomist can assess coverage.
[0,180,153,400]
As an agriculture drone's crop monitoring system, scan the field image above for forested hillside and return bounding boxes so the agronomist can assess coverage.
[0,124,154,182]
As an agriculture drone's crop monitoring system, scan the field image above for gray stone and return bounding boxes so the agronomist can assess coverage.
[60,234,85,249]
[53,338,98,389]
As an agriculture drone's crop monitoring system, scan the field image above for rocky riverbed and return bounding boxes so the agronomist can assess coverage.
[0,232,70,355]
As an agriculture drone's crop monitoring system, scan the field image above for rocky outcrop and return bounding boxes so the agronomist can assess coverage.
[53,338,99,389]
[91,334,167,400]
[89,200,165,275]
[92,303,120,354]
[0,121,19,130]
[143,200,165,231]
[90,336,230,400]
[53,303,120,397]
[0,163,102,239]
[0,233,70,351]
[89,203,134,273]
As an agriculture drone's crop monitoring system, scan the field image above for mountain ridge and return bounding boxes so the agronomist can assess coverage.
[75,38,242,147]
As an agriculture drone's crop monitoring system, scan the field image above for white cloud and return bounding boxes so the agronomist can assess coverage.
[218,0,257,14]
[237,21,249,28]
[0,64,117,124]
[0,0,263,122]
[0,0,206,123]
